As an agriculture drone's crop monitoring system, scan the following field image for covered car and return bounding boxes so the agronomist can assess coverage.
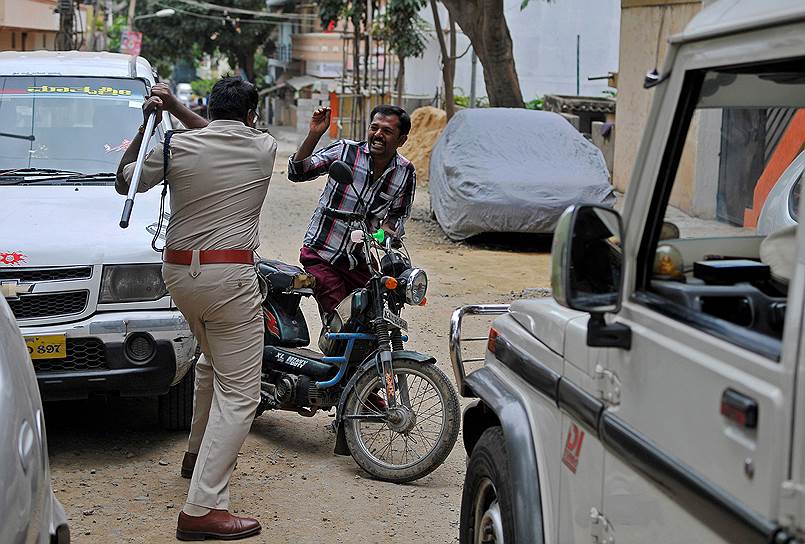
[429,108,615,241]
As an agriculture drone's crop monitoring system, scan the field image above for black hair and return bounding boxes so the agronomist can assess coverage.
[207,76,258,121]
[370,105,411,136]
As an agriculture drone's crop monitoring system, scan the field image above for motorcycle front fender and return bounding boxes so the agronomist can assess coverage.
[332,350,437,455]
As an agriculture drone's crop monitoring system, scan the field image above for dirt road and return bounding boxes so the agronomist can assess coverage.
[46,130,551,543]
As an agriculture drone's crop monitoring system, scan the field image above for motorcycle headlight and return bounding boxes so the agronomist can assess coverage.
[99,264,168,303]
[400,268,427,305]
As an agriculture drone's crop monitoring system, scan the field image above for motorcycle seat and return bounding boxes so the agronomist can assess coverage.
[257,259,316,293]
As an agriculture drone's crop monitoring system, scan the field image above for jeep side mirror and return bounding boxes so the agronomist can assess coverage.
[551,204,631,349]
[329,160,354,186]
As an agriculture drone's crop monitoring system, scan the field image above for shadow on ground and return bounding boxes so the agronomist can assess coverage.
[461,232,553,252]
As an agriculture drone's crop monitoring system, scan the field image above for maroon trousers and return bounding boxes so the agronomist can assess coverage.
[299,247,371,315]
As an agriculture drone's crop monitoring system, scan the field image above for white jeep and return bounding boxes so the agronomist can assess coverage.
[451,1,805,542]
[0,51,196,429]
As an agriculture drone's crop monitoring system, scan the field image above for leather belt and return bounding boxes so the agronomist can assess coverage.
[163,249,255,265]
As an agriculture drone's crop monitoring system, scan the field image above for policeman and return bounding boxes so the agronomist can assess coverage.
[116,77,276,541]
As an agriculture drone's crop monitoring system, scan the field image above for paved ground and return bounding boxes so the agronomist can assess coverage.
[46,126,552,543]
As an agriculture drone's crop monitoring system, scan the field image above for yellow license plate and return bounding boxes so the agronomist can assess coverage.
[25,335,67,360]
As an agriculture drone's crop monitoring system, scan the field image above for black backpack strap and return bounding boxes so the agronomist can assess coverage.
[151,130,174,253]
[162,129,175,189]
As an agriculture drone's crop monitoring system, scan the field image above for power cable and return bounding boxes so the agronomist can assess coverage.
[170,0,318,21]
[155,4,286,25]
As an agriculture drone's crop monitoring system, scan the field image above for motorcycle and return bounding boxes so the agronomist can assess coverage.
[255,160,460,483]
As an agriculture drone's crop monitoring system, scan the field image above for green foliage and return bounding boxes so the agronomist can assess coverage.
[525,97,544,110]
[107,15,128,53]
[318,0,365,28]
[131,0,274,81]
[375,0,429,60]
[521,0,554,9]
[454,94,489,108]
[190,78,216,97]
[253,51,269,89]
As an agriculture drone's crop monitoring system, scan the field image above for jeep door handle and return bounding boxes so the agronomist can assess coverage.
[720,388,758,429]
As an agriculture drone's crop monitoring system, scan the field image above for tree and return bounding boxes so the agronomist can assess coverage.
[133,0,274,83]
[375,0,429,105]
[429,0,457,119]
[439,0,524,108]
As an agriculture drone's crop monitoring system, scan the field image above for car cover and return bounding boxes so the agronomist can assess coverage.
[429,108,615,240]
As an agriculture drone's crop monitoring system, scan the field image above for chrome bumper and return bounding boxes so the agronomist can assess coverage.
[20,310,196,385]
[449,304,510,397]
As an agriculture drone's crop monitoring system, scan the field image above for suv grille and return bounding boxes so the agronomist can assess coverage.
[8,291,89,319]
[32,338,108,373]
[0,267,92,282]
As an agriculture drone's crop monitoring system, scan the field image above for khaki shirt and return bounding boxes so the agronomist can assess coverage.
[121,119,277,250]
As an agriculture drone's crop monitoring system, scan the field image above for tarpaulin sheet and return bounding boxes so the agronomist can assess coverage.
[429,108,615,240]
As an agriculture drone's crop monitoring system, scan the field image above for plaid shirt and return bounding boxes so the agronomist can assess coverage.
[288,139,416,269]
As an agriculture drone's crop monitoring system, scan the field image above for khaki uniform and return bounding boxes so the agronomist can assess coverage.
[121,119,277,511]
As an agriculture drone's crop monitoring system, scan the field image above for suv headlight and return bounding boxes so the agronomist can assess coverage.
[99,264,168,303]
[400,268,427,305]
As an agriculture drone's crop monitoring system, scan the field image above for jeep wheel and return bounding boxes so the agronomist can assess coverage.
[460,427,515,544]
[158,363,194,431]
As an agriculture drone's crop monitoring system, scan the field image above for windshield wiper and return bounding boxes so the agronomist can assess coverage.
[2,172,118,186]
[57,172,117,182]
[0,168,83,176]
[0,132,35,142]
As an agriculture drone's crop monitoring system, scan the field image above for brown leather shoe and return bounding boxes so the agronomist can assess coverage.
[181,452,197,479]
[176,509,261,541]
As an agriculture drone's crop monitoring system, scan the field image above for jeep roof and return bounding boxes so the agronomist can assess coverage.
[675,0,805,44]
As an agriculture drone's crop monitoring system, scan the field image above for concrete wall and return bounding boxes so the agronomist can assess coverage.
[0,29,56,51]
[0,0,85,52]
[405,0,621,102]
[0,0,60,32]
[612,0,702,193]
[291,33,345,78]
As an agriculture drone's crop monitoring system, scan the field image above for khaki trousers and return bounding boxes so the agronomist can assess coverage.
[162,261,264,511]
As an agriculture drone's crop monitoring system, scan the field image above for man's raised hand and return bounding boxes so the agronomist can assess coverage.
[309,106,332,137]
[142,96,164,126]
[149,83,178,113]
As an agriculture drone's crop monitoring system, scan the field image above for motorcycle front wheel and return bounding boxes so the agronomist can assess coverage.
[343,360,460,483]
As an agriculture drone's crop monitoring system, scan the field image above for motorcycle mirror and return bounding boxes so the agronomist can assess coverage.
[329,160,354,186]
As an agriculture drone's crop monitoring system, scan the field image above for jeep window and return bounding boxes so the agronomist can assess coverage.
[636,59,805,360]
[0,76,157,181]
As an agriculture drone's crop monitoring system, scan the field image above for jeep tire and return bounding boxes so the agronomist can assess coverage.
[460,426,515,544]
[158,363,194,431]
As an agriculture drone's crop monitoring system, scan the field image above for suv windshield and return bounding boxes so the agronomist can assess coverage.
[0,76,155,180]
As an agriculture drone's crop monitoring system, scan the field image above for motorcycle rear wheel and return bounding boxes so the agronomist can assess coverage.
[343,360,460,483]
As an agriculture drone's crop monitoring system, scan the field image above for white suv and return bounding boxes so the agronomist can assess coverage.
[452,1,805,542]
[0,51,196,429]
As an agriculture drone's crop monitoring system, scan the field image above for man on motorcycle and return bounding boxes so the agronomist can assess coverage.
[288,105,416,317]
